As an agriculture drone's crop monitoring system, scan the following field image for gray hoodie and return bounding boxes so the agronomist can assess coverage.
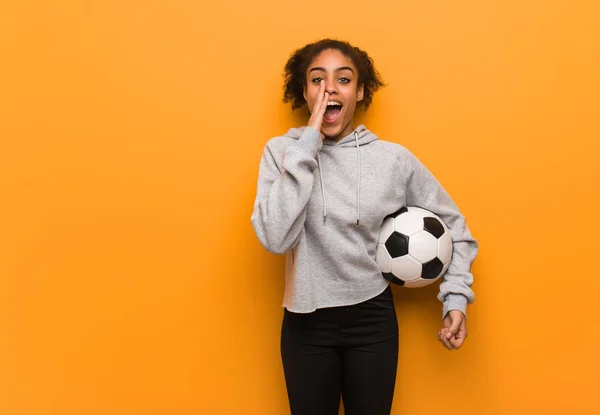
[251,124,478,319]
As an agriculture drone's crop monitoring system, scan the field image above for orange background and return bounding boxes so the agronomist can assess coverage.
[1,1,599,414]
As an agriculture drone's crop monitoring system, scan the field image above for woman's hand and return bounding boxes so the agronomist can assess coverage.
[437,310,468,350]
[307,80,329,140]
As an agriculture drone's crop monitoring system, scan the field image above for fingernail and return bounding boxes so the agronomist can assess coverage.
[446,332,453,339]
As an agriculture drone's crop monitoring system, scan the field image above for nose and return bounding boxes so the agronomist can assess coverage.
[325,80,337,95]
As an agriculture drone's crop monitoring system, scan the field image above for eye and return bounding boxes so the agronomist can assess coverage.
[338,78,350,84]
[311,77,323,84]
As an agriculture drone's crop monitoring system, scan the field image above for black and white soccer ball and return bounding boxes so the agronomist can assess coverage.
[376,206,453,288]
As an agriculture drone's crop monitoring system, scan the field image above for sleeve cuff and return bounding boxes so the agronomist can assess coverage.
[293,127,323,157]
[442,293,468,320]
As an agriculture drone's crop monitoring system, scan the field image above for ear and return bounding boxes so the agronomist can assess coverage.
[357,83,364,102]
[303,84,307,102]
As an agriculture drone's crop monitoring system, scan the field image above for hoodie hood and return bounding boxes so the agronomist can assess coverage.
[283,124,379,226]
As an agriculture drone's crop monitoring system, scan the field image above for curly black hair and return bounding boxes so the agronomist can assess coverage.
[283,38,385,111]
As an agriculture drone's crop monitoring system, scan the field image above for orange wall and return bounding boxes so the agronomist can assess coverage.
[1,1,599,414]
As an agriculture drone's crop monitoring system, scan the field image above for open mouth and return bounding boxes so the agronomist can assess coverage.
[324,101,342,123]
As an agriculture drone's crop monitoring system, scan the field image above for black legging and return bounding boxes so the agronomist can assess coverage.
[281,284,399,415]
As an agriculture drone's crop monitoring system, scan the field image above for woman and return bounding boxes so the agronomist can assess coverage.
[250,39,478,415]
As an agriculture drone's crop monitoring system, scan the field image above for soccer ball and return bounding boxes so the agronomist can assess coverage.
[375,206,453,288]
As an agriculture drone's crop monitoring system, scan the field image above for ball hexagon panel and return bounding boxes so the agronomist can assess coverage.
[408,206,438,219]
[376,243,392,273]
[385,232,409,258]
[393,211,425,236]
[408,230,438,263]
[404,277,439,288]
[390,255,422,281]
[438,231,453,264]
[377,218,395,244]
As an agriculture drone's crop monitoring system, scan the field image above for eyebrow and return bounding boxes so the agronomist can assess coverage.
[308,66,355,74]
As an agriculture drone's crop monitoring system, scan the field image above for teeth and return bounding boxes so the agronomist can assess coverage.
[327,101,342,106]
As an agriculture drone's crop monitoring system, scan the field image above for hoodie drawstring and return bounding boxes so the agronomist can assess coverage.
[316,151,327,221]
[316,131,362,227]
[354,131,361,226]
